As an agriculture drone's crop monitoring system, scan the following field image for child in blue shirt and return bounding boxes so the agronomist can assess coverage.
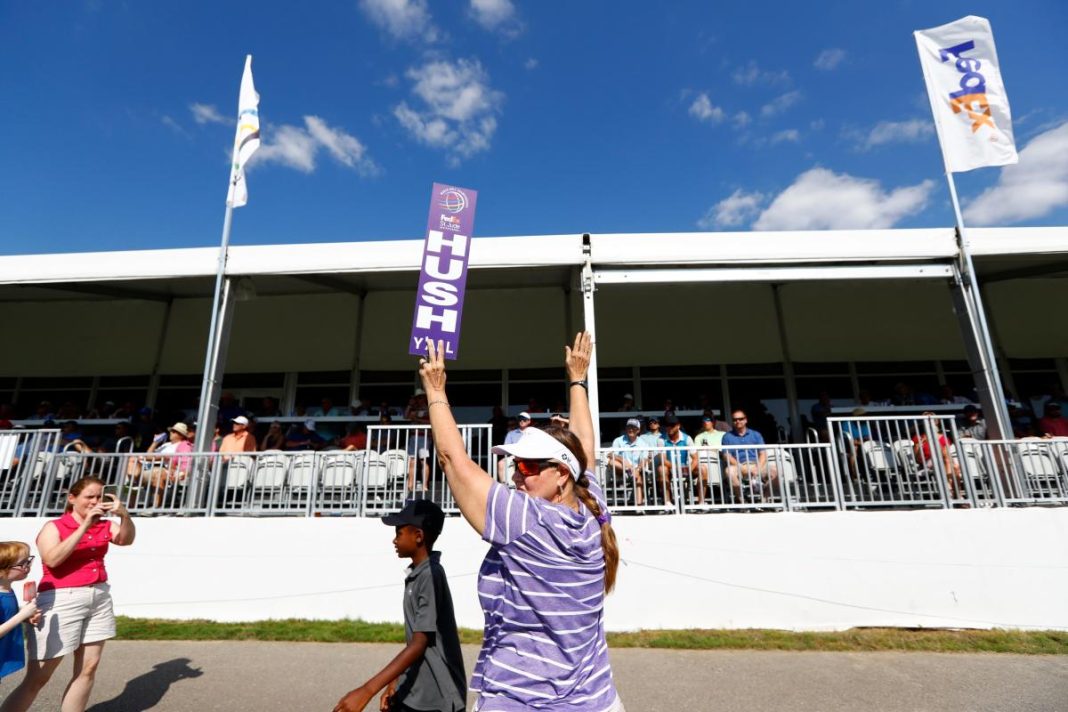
[0,541,40,682]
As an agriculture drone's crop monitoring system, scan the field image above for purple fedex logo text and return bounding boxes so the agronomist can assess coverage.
[938,40,995,133]
[409,183,478,360]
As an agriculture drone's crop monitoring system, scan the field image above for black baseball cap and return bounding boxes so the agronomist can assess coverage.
[663,414,681,426]
[383,500,445,539]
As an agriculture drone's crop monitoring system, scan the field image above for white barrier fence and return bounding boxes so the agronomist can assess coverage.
[1,421,1066,517]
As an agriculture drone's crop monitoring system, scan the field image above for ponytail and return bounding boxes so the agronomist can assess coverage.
[575,474,620,594]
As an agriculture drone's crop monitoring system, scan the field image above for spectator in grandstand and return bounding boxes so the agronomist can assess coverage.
[662,399,677,417]
[369,412,394,452]
[56,402,79,421]
[525,397,545,415]
[616,393,635,412]
[136,423,194,507]
[306,398,343,443]
[722,409,777,502]
[639,415,664,447]
[97,422,133,453]
[405,390,430,425]
[892,382,937,407]
[495,412,533,480]
[958,405,988,439]
[841,408,873,440]
[609,418,646,506]
[912,413,963,500]
[340,424,368,451]
[260,421,286,451]
[692,416,723,505]
[1037,402,1068,438]
[219,416,257,456]
[1009,402,1035,438]
[375,401,394,417]
[58,422,92,453]
[810,392,832,434]
[1,476,135,712]
[132,407,156,451]
[285,420,323,451]
[416,332,622,711]
[656,414,696,507]
[33,402,55,421]
[256,397,281,418]
[939,385,972,405]
[348,398,368,416]
[487,405,508,446]
[504,413,532,445]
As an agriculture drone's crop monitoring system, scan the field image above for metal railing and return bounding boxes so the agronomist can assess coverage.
[597,442,839,514]
[828,415,983,509]
[1,423,1066,517]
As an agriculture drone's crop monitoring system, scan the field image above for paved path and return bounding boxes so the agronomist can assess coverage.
[17,641,1068,711]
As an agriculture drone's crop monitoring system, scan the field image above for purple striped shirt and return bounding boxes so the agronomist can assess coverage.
[472,475,618,711]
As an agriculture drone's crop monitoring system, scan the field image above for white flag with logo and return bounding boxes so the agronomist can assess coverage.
[915,15,1017,173]
[225,55,261,207]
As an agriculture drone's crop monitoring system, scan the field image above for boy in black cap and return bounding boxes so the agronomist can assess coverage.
[333,500,466,712]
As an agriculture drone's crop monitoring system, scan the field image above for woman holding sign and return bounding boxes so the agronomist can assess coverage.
[419,332,624,711]
[1,476,136,712]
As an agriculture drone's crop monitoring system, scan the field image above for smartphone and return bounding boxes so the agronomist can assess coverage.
[102,484,121,511]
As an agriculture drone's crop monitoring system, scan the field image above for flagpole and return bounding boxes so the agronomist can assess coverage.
[939,164,1014,440]
[914,23,1014,440]
[194,200,234,453]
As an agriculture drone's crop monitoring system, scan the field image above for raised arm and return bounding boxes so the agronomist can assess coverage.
[420,340,491,535]
[565,332,596,468]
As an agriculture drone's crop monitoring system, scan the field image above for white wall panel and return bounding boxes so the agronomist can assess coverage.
[4,509,1065,631]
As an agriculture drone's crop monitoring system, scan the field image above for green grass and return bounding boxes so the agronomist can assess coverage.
[114,618,1068,654]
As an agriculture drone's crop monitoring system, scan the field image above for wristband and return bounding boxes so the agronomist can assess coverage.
[428,400,450,409]
[569,380,588,391]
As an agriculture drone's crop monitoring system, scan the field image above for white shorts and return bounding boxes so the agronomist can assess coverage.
[28,583,116,660]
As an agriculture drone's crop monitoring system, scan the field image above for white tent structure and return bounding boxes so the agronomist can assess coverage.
[1,226,1064,439]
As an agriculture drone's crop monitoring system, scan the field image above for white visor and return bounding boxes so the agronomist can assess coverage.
[492,427,582,479]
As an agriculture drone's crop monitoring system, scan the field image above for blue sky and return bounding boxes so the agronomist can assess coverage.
[1,0,1066,255]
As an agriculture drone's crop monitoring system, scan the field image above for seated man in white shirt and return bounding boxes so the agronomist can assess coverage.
[609,418,647,506]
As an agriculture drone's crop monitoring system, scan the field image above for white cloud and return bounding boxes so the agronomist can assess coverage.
[814,48,847,71]
[698,189,766,229]
[253,116,377,175]
[770,128,800,144]
[161,115,186,135]
[524,57,538,70]
[855,119,934,150]
[732,111,751,129]
[964,122,1068,225]
[359,0,438,42]
[752,168,934,230]
[761,90,802,117]
[190,103,227,125]
[732,60,790,86]
[394,58,504,164]
[688,93,725,124]
[470,0,521,35]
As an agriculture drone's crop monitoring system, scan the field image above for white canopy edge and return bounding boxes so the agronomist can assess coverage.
[589,228,958,264]
[0,226,1063,287]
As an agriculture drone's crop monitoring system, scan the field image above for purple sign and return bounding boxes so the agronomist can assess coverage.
[409,182,478,360]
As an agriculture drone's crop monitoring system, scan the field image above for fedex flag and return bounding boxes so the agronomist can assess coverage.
[915,16,1017,173]
[409,183,478,360]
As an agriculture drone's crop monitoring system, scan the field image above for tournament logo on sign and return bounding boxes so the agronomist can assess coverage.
[410,183,479,360]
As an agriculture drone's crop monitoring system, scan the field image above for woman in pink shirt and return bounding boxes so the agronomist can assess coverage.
[0,476,136,712]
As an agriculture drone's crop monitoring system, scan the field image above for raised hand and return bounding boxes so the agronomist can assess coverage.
[418,339,448,396]
[565,331,593,383]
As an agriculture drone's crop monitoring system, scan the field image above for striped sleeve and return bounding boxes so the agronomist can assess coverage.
[483,482,537,547]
